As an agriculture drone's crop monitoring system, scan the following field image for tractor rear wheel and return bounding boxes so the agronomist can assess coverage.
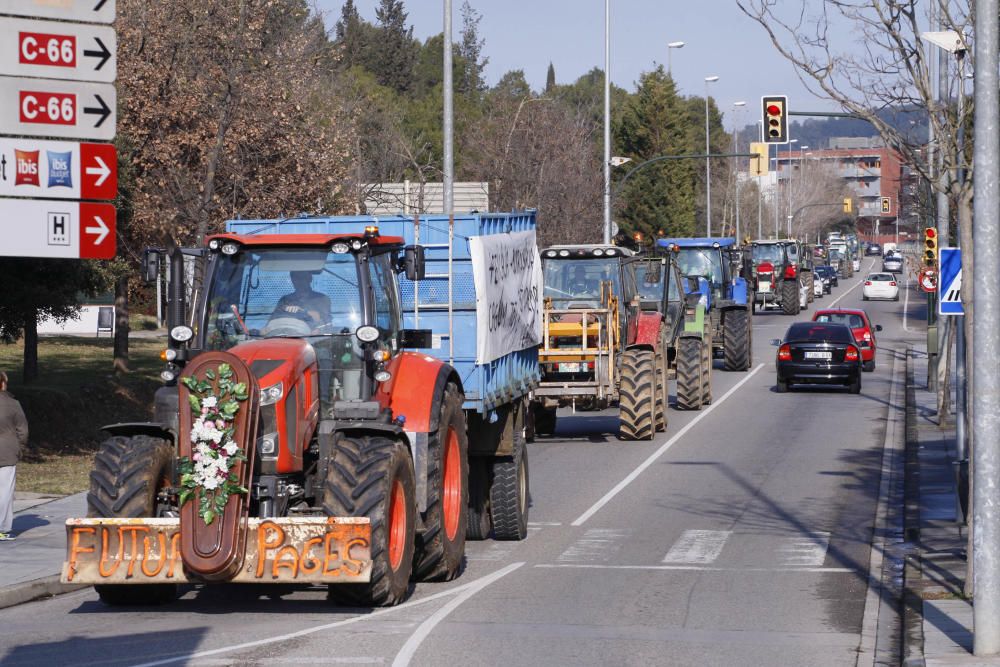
[412,384,468,582]
[781,279,800,315]
[325,436,416,607]
[723,309,752,372]
[654,345,668,432]
[466,457,492,540]
[700,334,714,405]
[490,424,530,541]
[675,337,704,410]
[88,435,178,606]
[618,348,657,440]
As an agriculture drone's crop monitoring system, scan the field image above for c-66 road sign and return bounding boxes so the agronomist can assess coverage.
[0,0,116,24]
[0,77,115,141]
[0,18,117,83]
[0,199,115,259]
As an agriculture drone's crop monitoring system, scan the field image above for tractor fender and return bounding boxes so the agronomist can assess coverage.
[730,277,749,306]
[100,422,175,443]
[630,311,663,348]
[375,351,462,434]
[682,302,707,336]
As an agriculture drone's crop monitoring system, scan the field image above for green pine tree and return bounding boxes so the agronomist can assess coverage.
[374,0,417,94]
[545,62,556,93]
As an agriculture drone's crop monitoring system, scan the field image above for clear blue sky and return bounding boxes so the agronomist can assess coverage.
[315,0,847,129]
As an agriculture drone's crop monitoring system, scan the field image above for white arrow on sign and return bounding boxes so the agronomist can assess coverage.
[85,214,109,245]
[0,77,116,141]
[0,0,116,24]
[0,18,117,83]
[85,156,111,187]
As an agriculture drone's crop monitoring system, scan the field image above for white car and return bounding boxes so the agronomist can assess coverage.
[862,273,899,301]
[852,257,861,272]
[799,281,811,311]
[882,254,903,273]
[813,274,825,298]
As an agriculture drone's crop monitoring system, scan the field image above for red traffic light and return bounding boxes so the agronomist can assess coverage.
[925,228,937,239]
[767,104,781,115]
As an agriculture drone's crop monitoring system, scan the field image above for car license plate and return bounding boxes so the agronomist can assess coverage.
[805,351,831,360]
[759,281,771,292]
[559,362,582,373]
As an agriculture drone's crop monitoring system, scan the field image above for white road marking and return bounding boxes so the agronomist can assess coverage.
[557,528,629,563]
[127,563,526,667]
[535,564,855,574]
[902,264,911,332]
[662,529,731,564]
[466,526,541,561]
[776,532,830,567]
[528,521,563,526]
[571,364,765,526]
[391,562,524,667]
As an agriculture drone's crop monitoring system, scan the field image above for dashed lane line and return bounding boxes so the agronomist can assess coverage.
[570,364,765,527]
[535,564,855,574]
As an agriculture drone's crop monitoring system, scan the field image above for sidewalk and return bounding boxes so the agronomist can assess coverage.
[905,351,1000,665]
[0,491,88,608]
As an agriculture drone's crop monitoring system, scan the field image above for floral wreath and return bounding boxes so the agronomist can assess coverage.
[177,363,250,525]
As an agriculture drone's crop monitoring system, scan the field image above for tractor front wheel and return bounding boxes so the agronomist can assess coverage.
[723,309,752,372]
[618,348,657,440]
[88,435,177,606]
[675,337,704,410]
[781,280,800,315]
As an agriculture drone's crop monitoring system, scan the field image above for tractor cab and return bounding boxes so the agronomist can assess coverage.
[657,238,742,308]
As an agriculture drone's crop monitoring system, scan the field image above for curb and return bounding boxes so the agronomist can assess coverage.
[901,347,926,666]
[0,575,88,610]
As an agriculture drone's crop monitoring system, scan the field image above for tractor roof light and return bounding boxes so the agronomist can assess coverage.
[221,242,240,256]
[332,242,350,254]
[208,239,222,251]
[559,250,570,257]
[593,248,605,256]
[351,239,363,250]
[364,225,379,238]
[605,248,617,256]
[545,250,557,258]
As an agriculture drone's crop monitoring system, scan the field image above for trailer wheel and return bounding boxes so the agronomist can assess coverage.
[700,334,714,405]
[723,309,751,372]
[781,279,800,315]
[675,337,704,410]
[490,430,529,541]
[87,435,177,606]
[412,383,468,582]
[325,436,416,606]
[466,457,492,540]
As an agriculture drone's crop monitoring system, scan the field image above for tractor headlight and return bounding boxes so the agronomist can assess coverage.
[221,242,240,256]
[260,382,283,406]
[356,325,380,343]
[170,325,193,343]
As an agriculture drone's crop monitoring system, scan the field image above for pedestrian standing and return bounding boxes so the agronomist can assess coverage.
[0,371,28,541]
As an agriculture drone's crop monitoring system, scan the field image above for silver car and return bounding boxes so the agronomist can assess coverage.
[882,254,903,273]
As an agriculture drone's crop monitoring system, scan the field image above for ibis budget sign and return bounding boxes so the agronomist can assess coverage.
[0,138,116,201]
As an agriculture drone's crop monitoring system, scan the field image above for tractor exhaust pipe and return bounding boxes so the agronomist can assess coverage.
[167,247,186,337]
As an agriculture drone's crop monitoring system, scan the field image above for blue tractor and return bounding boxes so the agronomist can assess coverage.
[656,238,754,383]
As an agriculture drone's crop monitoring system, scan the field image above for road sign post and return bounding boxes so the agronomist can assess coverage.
[938,247,963,315]
[0,199,115,258]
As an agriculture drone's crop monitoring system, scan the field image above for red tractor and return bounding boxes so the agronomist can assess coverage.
[64,229,479,606]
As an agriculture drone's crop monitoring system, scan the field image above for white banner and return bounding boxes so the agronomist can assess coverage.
[469,230,543,364]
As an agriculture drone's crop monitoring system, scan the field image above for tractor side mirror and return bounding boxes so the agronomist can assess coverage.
[398,329,433,349]
[142,248,161,284]
[404,245,426,281]
[686,276,700,294]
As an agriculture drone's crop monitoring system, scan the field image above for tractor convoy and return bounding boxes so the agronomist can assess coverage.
[62,217,834,608]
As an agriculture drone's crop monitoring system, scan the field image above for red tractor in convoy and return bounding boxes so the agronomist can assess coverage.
[64,215,538,607]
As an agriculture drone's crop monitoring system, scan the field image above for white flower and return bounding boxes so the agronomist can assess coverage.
[202,476,220,490]
[202,396,217,409]
[223,441,239,456]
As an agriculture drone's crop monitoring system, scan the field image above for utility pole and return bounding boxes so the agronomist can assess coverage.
[442,0,454,215]
[602,0,611,244]
[972,0,1000,654]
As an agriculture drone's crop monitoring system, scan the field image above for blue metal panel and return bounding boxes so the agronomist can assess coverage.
[226,212,540,413]
[731,277,748,305]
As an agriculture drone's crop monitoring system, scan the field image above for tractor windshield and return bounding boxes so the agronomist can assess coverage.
[633,260,680,303]
[675,248,724,285]
[543,257,622,304]
[204,248,363,348]
[751,244,785,265]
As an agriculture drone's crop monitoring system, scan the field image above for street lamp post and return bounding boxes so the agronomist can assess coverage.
[704,76,719,237]
[603,0,612,243]
[732,101,746,240]
[785,139,798,236]
[667,41,685,76]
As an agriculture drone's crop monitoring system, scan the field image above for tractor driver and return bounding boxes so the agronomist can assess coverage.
[270,271,331,331]
[567,265,596,296]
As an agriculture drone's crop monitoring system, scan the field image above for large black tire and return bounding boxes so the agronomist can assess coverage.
[863,359,875,373]
[618,348,656,440]
[776,378,789,393]
[781,279,800,315]
[466,457,492,540]
[490,424,530,541]
[412,384,468,582]
[849,376,862,394]
[87,435,177,606]
[654,345,668,432]
[324,436,416,607]
[805,272,815,303]
[723,309,751,372]
[700,334,714,405]
[675,337,704,410]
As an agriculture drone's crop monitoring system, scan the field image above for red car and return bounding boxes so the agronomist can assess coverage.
[812,308,882,372]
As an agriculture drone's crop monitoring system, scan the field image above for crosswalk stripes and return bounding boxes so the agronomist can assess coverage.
[776,532,830,567]
[662,530,731,564]
[556,528,630,563]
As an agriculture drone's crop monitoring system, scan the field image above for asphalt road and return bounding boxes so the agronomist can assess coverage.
[0,258,925,667]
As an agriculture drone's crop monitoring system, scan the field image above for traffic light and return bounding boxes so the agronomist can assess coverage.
[881,197,891,214]
[924,227,937,266]
[843,198,852,214]
[762,95,788,143]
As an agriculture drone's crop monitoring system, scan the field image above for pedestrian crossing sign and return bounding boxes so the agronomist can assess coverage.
[938,247,963,315]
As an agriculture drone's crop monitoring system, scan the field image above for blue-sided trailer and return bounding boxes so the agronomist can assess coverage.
[226,211,539,540]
